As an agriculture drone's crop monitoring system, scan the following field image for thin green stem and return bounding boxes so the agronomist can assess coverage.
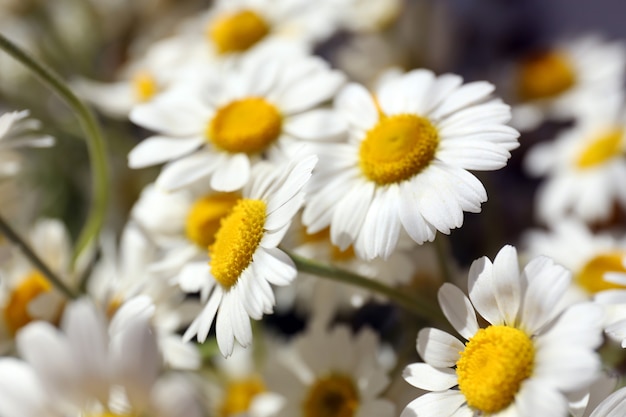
[0,33,109,266]
[286,251,445,324]
[434,233,454,283]
[0,215,77,299]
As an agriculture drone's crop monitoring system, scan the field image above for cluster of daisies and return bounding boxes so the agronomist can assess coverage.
[3,0,626,416]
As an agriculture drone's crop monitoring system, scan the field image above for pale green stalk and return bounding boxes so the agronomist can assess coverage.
[0,33,109,266]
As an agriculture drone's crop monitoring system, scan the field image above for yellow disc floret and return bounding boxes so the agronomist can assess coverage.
[186,193,241,248]
[576,128,624,169]
[456,325,534,414]
[359,114,439,185]
[208,98,282,154]
[132,70,158,102]
[517,51,576,101]
[209,10,270,54]
[4,271,52,335]
[576,252,626,293]
[209,198,266,289]
[303,374,359,417]
[220,376,266,417]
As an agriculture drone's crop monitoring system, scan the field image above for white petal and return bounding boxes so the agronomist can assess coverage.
[216,293,236,356]
[430,81,495,120]
[183,287,222,343]
[0,359,49,417]
[230,295,253,347]
[265,154,318,211]
[399,69,436,114]
[467,256,501,324]
[423,73,464,114]
[401,391,466,417]
[276,70,345,114]
[283,109,347,141]
[331,181,375,250]
[398,181,437,244]
[210,153,250,192]
[402,363,458,391]
[515,380,568,417]
[335,83,379,131]
[589,386,626,417]
[254,247,296,286]
[130,94,209,136]
[265,193,303,231]
[438,283,479,340]
[128,136,203,168]
[416,327,464,368]
[492,245,522,325]
[156,151,220,191]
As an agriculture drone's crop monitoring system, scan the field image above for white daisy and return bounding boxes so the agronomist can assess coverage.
[511,34,626,131]
[266,324,395,417]
[179,154,317,356]
[0,298,204,417]
[88,222,202,370]
[129,53,345,192]
[0,218,74,352]
[302,69,519,260]
[0,110,54,177]
[524,92,626,223]
[402,245,603,417]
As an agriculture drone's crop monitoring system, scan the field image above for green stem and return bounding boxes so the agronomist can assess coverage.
[0,33,109,266]
[434,233,454,283]
[286,251,445,324]
[0,215,77,299]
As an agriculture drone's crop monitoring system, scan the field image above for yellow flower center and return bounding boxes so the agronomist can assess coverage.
[219,376,266,417]
[209,10,270,54]
[517,51,576,101]
[576,128,624,169]
[208,98,282,154]
[131,70,158,102]
[209,199,266,289]
[3,271,52,336]
[576,252,626,293]
[105,296,123,319]
[303,374,359,417]
[359,114,439,185]
[186,193,240,248]
[456,325,534,414]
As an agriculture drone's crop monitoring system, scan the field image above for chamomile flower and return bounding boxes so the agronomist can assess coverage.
[0,110,53,177]
[88,223,202,370]
[0,219,73,351]
[129,53,345,192]
[511,34,626,131]
[0,298,203,417]
[302,69,519,259]
[401,245,603,417]
[179,154,317,356]
[524,93,626,223]
[266,325,395,417]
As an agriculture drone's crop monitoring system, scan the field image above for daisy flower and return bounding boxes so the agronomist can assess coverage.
[511,34,626,131]
[179,154,317,356]
[401,245,603,417]
[0,298,204,417]
[88,222,202,370]
[0,110,54,177]
[266,324,395,417]
[524,93,626,223]
[302,69,519,259]
[0,218,74,352]
[129,53,345,192]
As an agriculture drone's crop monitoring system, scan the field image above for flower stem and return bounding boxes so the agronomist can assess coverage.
[0,33,109,266]
[286,251,445,324]
[0,215,77,299]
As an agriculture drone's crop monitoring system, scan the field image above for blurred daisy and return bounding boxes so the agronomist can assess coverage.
[205,343,284,417]
[402,245,603,417]
[334,0,401,33]
[0,219,73,351]
[525,93,626,223]
[75,36,189,118]
[0,110,54,177]
[88,222,202,370]
[0,298,203,417]
[302,69,519,259]
[179,155,317,356]
[512,34,625,131]
[129,54,344,192]
[266,325,395,417]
